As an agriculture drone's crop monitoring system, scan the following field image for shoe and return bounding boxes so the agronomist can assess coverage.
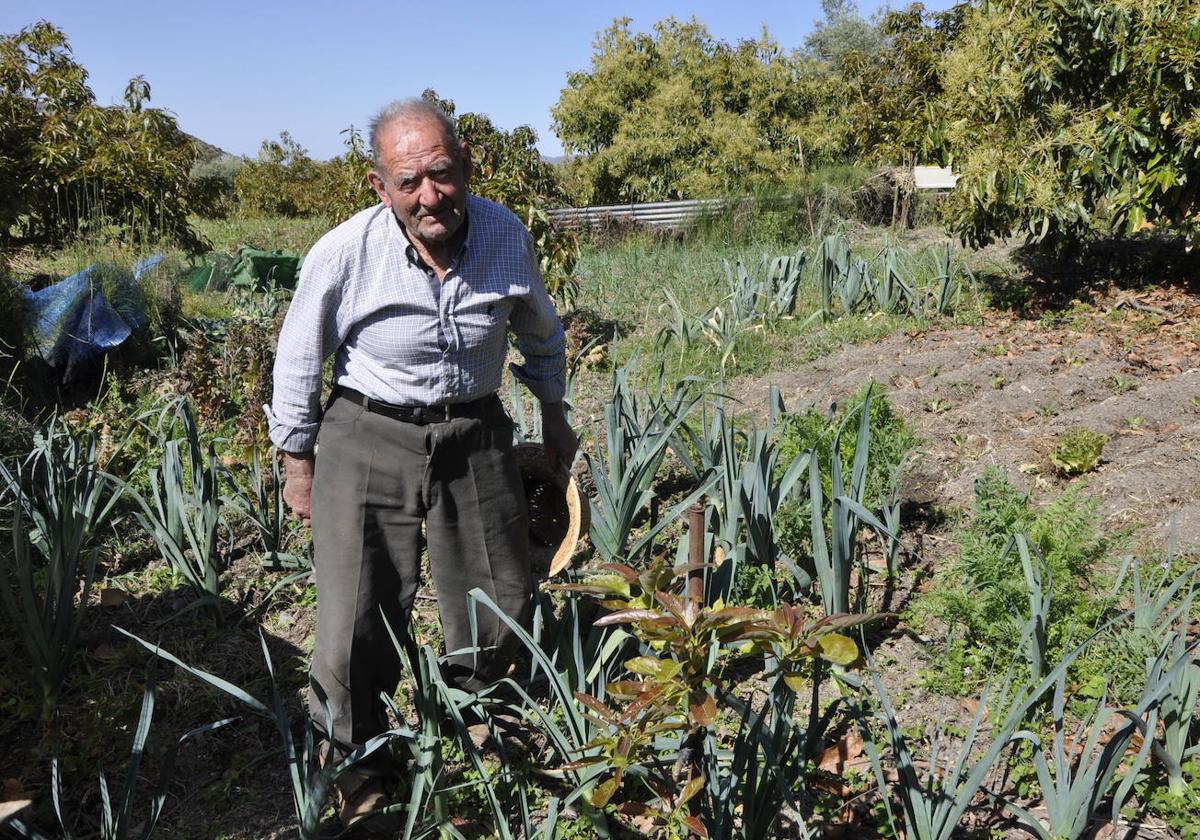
[333,768,402,835]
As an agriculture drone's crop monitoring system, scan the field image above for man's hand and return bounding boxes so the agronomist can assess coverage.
[540,402,579,476]
[281,451,316,526]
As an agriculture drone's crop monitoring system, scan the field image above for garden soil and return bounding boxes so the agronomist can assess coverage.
[738,288,1200,553]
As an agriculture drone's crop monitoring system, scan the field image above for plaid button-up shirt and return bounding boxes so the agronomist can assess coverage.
[267,196,566,453]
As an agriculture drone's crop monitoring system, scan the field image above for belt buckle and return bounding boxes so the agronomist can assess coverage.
[413,404,450,425]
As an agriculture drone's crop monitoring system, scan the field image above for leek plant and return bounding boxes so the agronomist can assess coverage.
[859,665,1060,840]
[1005,665,1169,840]
[674,398,809,604]
[1,509,97,723]
[0,418,124,563]
[817,233,850,321]
[808,390,874,616]
[703,692,809,839]
[0,421,122,721]
[1149,616,1200,797]
[225,446,305,570]
[1013,535,1052,681]
[874,244,915,314]
[134,399,226,613]
[657,252,804,371]
[468,589,617,831]
[118,628,402,840]
[586,367,715,564]
[703,689,815,840]
[10,660,234,840]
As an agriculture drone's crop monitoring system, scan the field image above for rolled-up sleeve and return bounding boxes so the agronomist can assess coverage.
[266,241,348,453]
[508,233,566,404]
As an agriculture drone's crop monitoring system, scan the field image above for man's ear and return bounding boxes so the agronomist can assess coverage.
[367,170,391,207]
[460,142,473,185]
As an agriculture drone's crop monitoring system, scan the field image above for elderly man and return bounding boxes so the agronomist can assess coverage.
[267,97,576,824]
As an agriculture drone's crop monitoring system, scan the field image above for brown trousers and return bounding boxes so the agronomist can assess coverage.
[308,392,531,755]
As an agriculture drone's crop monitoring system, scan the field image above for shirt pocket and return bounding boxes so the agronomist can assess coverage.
[452,297,511,356]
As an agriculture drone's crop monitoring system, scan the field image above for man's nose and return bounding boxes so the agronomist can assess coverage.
[418,177,441,207]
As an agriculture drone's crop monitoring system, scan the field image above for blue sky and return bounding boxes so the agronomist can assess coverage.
[5,1,954,160]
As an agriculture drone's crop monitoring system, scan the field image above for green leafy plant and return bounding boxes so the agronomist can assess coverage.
[912,469,1114,692]
[0,420,123,720]
[1050,428,1108,476]
[133,399,227,614]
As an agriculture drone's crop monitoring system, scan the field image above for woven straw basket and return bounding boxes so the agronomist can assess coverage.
[514,443,588,577]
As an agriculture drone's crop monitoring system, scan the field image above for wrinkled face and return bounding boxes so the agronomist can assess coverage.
[368,118,471,249]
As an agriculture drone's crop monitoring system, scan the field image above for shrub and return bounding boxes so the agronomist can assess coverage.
[189,156,244,219]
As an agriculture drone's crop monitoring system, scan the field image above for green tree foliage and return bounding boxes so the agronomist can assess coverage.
[552,17,850,204]
[838,3,967,166]
[0,22,201,249]
[939,0,1200,249]
[233,128,374,224]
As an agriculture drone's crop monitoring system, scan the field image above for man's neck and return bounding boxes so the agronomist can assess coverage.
[407,221,468,277]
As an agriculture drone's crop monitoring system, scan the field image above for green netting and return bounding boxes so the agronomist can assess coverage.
[186,246,303,293]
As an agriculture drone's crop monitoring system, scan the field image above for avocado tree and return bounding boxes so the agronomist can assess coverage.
[0,22,201,248]
[939,0,1200,249]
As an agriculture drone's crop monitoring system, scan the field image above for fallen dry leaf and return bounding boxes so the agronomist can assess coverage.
[818,732,866,775]
[100,588,129,607]
[960,698,990,723]
[92,643,118,661]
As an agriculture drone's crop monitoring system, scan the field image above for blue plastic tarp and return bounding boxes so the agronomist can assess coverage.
[22,255,160,374]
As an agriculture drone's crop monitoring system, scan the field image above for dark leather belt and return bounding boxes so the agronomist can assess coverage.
[332,386,498,425]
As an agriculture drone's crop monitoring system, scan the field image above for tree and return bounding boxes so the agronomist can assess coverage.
[939,0,1200,249]
[0,22,201,249]
[804,0,884,68]
[552,17,847,204]
[838,4,968,166]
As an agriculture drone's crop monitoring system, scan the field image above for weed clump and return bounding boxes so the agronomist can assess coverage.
[911,468,1117,694]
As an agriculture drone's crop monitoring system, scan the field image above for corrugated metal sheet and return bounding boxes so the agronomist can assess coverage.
[549,169,960,229]
[547,197,729,229]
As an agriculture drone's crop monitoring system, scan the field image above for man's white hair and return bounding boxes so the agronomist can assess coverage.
[368,99,462,173]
